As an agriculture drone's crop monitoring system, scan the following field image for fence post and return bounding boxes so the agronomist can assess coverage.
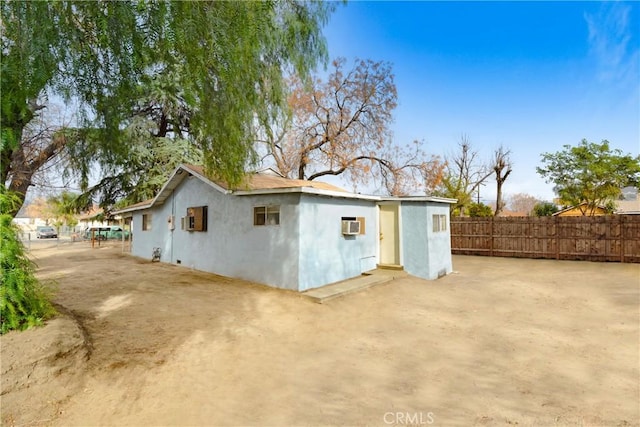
[555,216,560,260]
[620,215,624,263]
[489,217,494,257]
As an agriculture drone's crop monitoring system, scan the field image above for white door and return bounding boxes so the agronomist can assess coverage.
[379,204,400,265]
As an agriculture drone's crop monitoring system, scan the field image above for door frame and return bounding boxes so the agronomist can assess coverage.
[377,202,402,266]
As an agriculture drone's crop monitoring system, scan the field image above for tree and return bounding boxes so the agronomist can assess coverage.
[2,1,333,216]
[25,197,54,224]
[0,187,55,334]
[532,202,559,217]
[435,137,493,216]
[492,146,512,216]
[537,139,640,216]
[65,69,204,209]
[263,58,444,195]
[507,193,540,215]
[47,191,79,231]
[467,202,493,217]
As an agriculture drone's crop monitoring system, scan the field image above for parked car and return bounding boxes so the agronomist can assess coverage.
[36,226,57,239]
[84,226,130,240]
[106,226,130,240]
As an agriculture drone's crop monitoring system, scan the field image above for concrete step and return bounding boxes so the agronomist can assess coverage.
[376,263,404,271]
[303,274,394,304]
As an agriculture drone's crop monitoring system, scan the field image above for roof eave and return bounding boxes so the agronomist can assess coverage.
[113,165,231,214]
[232,186,378,200]
[233,187,457,203]
[379,196,458,204]
[112,203,153,215]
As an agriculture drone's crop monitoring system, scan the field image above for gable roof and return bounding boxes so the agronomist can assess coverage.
[552,202,607,216]
[182,164,347,193]
[113,164,456,215]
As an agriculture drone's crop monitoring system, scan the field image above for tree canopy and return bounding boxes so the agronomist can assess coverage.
[537,139,640,216]
[467,202,493,217]
[1,1,333,216]
[435,137,493,216]
[263,58,444,196]
[507,193,540,215]
[532,201,559,217]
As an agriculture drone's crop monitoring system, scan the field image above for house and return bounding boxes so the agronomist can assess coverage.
[553,202,608,217]
[553,196,640,217]
[615,199,640,215]
[77,206,112,230]
[113,164,456,292]
[614,186,640,214]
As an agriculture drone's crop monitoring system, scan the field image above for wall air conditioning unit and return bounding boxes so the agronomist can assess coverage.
[341,220,360,235]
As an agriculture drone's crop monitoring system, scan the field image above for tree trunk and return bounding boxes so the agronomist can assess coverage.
[4,133,68,217]
[493,146,512,217]
[495,180,504,216]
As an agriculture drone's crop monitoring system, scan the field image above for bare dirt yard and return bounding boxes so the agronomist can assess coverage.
[1,241,639,426]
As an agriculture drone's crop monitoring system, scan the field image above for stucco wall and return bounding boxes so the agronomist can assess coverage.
[426,203,453,278]
[131,198,174,263]
[132,176,302,290]
[129,174,452,290]
[297,195,378,291]
[401,201,453,280]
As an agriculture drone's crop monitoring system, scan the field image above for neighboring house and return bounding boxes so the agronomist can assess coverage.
[553,203,608,217]
[614,199,640,215]
[113,164,456,292]
[553,197,640,217]
[77,206,118,229]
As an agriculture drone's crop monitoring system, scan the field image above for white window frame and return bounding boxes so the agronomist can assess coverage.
[433,214,447,232]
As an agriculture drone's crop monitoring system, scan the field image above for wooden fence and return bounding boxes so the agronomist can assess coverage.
[451,215,640,263]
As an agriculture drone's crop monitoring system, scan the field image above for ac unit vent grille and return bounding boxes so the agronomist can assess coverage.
[341,220,360,235]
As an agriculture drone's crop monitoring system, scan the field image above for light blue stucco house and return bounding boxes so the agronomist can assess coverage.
[113,164,456,292]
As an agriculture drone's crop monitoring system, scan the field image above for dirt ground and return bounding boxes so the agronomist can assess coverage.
[1,241,639,426]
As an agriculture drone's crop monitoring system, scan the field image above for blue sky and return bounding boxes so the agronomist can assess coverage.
[321,1,640,202]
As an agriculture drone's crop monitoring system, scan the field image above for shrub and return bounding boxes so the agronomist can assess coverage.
[0,187,56,334]
[532,201,559,217]
[467,202,493,217]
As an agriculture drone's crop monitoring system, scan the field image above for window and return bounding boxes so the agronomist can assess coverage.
[254,205,280,225]
[186,206,208,231]
[433,214,447,232]
[142,214,152,231]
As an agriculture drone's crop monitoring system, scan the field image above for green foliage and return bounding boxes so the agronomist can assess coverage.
[2,1,333,213]
[603,200,617,214]
[532,202,559,217]
[434,175,473,216]
[66,68,204,208]
[47,191,80,229]
[467,202,493,217]
[0,186,56,334]
[537,140,640,216]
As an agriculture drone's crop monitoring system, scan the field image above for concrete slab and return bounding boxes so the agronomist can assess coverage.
[365,268,408,280]
[303,269,406,303]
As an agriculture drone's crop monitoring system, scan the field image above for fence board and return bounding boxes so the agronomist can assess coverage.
[451,215,639,263]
